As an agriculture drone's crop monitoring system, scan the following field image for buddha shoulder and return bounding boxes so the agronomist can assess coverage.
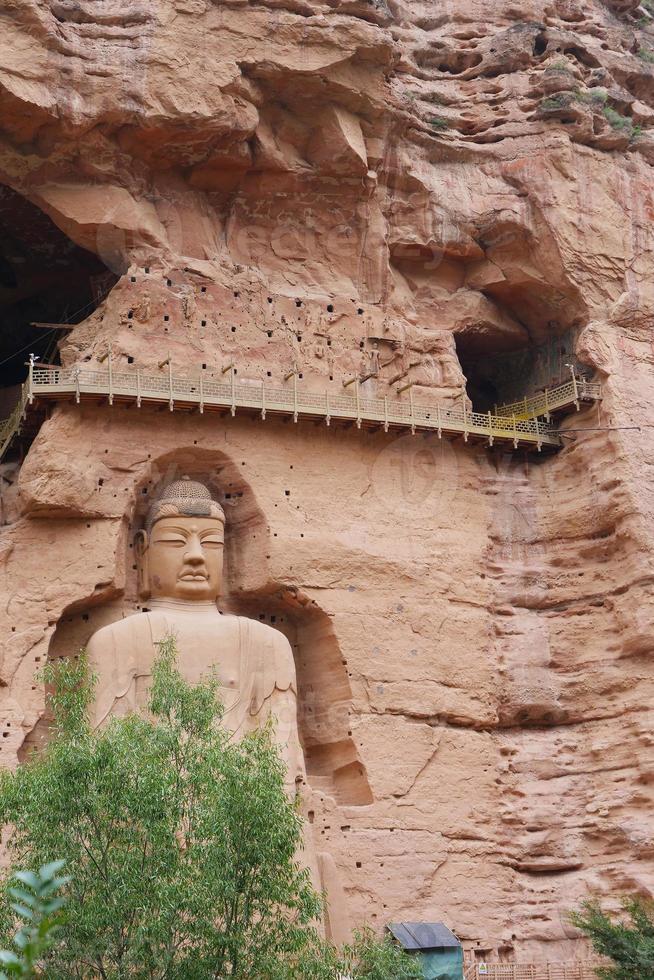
[86,611,157,658]
[235,616,292,651]
[234,616,295,677]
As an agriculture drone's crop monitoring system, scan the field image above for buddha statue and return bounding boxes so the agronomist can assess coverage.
[86,477,304,792]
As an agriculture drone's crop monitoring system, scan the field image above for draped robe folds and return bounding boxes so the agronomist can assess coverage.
[87,604,305,791]
[86,602,352,943]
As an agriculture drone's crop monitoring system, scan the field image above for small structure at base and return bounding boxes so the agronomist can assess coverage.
[388,922,463,980]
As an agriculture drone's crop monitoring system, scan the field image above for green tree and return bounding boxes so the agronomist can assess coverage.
[570,897,654,979]
[0,641,323,978]
[0,861,68,979]
[0,641,420,980]
[342,928,423,979]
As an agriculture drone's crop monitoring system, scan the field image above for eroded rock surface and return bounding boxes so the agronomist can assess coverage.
[1,0,653,963]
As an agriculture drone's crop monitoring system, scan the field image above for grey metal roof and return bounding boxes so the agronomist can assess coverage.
[388,922,461,952]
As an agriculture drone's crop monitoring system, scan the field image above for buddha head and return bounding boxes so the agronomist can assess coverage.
[135,477,226,602]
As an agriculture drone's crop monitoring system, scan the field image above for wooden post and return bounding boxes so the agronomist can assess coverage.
[75,367,80,405]
[108,347,114,406]
[383,395,389,433]
[231,367,236,417]
[488,410,493,447]
[572,368,579,411]
[513,413,518,449]
[198,372,204,414]
[261,379,266,420]
[221,360,235,414]
[28,354,35,405]
[356,380,362,429]
[409,386,415,435]
[326,390,331,427]
[136,369,142,408]
[462,393,468,442]
[168,356,174,411]
[437,402,442,439]
[293,372,298,423]
[544,386,550,421]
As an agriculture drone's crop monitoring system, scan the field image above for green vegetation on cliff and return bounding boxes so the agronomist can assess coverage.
[571,897,654,979]
[0,642,421,980]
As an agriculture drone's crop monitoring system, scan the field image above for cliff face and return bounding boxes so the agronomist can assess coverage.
[1,0,654,962]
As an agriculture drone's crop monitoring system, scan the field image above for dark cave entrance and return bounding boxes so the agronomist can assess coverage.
[0,185,120,415]
[455,329,582,415]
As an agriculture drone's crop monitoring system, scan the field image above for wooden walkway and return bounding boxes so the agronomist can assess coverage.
[495,377,601,421]
[0,364,602,462]
[464,962,600,980]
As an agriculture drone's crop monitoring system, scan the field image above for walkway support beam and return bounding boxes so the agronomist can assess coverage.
[0,362,599,462]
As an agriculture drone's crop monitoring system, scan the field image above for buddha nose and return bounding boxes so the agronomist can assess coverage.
[184,535,205,565]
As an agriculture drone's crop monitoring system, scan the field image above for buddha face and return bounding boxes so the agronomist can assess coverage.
[139,515,225,602]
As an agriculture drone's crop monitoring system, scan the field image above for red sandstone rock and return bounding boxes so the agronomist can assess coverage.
[0,0,653,966]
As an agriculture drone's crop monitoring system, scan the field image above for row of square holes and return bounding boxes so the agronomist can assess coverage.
[127,275,367,372]
[128,273,366,315]
[122,334,360,379]
[120,358,343,382]
[127,320,363,343]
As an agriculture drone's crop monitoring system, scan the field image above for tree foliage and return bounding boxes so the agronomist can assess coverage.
[570,896,654,979]
[0,641,322,978]
[341,928,423,979]
[0,861,68,979]
[0,640,421,980]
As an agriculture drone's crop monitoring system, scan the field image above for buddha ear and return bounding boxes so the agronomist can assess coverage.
[134,530,150,599]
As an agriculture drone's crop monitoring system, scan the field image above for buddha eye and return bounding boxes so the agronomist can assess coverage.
[201,537,223,549]
[157,536,186,546]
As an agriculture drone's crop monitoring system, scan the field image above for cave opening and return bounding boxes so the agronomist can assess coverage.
[0,185,120,416]
[455,328,581,415]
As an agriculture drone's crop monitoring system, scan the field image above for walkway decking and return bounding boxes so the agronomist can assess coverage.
[0,364,602,463]
[464,963,600,980]
[495,376,601,420]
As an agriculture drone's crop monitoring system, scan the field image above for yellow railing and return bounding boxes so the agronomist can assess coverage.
[0,364,603,463]
[24,364,560,450]
[495,376,601,420]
